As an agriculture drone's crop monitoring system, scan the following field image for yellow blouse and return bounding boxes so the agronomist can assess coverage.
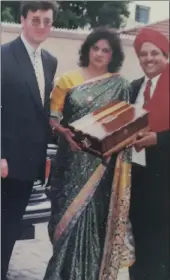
[50,70,85,118]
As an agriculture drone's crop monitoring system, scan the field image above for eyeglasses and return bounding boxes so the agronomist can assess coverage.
[29,17,53,28]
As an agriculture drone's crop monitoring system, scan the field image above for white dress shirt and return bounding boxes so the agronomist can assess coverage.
[20,33,45,104]
[132,74,161,166]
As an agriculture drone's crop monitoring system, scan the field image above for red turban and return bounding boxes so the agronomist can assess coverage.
[134,28,169,56]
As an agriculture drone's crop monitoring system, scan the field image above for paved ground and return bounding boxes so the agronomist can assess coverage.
[8,223,129,280]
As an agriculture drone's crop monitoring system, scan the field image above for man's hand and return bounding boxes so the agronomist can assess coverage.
[134,131,157,151]
[1,159,8,178]
[62,128,81,152]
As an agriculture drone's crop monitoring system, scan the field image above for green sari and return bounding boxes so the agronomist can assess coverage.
[44,73,135,280]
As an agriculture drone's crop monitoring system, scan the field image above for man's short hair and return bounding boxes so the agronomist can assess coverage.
[20,1,57,19]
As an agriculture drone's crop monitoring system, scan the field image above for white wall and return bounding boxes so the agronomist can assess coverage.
[1,23,144,82]
[128,1,169,23]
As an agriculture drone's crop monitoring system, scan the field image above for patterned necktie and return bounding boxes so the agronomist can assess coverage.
[32,50,45,105]
[143,79,152,108]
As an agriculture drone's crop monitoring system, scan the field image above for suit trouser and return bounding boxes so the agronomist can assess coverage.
[129,225,169,280]
[1,178,33,279]
[129,165,169,280]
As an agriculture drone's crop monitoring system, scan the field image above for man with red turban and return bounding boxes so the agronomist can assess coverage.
[129,28,170,280]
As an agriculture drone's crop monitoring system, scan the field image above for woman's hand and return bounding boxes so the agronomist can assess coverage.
[50,119,81,152]
[62,128,81,152]
[1,158,8,178]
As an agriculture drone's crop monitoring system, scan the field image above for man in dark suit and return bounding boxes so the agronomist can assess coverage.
[129,28,170,280]
[1,2,57,278]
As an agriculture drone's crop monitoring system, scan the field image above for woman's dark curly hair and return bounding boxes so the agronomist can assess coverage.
[79,27,124,73]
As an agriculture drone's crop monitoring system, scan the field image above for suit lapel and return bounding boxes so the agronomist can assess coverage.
[12,37,43,112]
[131,77,144,104]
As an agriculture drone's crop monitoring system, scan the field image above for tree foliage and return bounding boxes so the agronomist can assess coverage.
[1,1,131,29]
[1,1,20,22]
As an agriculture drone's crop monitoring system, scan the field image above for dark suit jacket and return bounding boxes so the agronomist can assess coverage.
[130,78,170,227]
[131,77,170,160]
[1,37,57,182]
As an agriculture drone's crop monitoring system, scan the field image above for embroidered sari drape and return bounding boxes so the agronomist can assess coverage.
[44,72,135,280]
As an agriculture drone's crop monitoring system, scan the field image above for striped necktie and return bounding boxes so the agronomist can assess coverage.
[32,50,45,105]
[143,79,152,108]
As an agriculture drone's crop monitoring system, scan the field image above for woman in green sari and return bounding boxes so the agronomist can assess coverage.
[44,28,135,280]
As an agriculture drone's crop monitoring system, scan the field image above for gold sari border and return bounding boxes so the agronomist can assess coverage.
[53,161,109,243]
[99,152,135,280]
